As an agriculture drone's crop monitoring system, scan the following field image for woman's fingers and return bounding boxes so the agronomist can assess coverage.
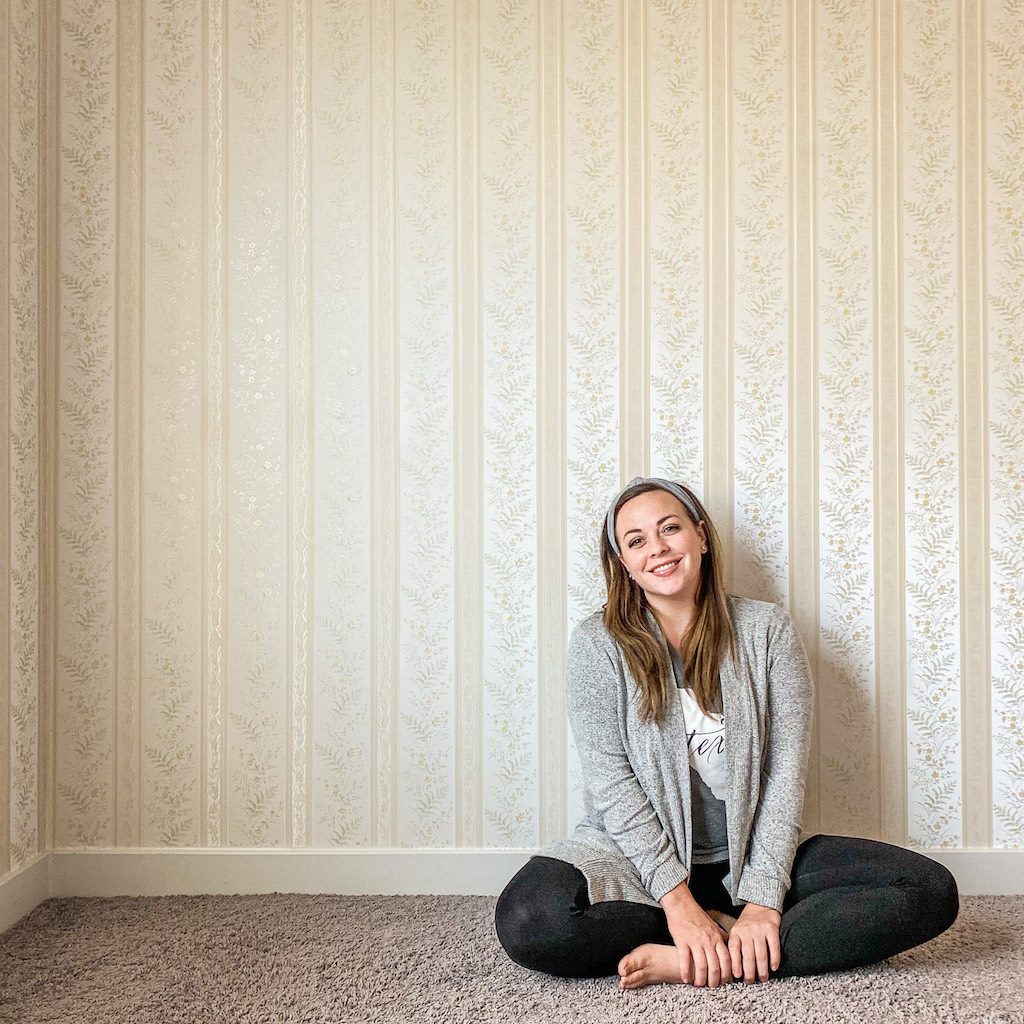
[677,945,694,985]
[728,931,742,978]
[691,945,709,987]
[704,942,722,988]
[742,937,756,984]
[768,927,782,972]
[715,939,733,986]
[754,935,770,982]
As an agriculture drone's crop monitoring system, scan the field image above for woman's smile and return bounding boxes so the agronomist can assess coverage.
[650,559,680,576]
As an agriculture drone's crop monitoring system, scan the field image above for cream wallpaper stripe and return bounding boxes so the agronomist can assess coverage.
[479,0,538,847]
[957,0,991,850]
[395,0,456,847]
[6,0,46,872]
[787,0,820,837]
[41,0,57,856]
[705,0,732,588]
[987,0,1024,848]
[562,0,621,833]
[286,0,313,848]
[537,0,566,847]
[621,0,648,478]
[731,0,789,607]
[902,0,962,847]
[203,0,227,849]
[57,0,119,846]
[114,0,141,848]
[370,0,398,847]
[874,0,908,846]
[225,0,289,846]
[647,0,704,487]
[454,0,483,849]
[2,0,11,877]
[19,0,42,868]
[815,0,878,839]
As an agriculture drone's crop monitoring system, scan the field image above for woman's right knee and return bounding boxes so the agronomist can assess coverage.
[494,857,586,974]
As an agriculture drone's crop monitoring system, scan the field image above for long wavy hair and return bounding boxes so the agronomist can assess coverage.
[600,479,734,725]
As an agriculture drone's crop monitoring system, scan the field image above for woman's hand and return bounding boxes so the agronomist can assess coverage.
[728,902,782,984]
[660,885,733,988]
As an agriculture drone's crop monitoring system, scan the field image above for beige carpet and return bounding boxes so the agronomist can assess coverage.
[0,893,1020,1023]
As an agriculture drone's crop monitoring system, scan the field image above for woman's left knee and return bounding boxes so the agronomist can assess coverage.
[917,859,959,934]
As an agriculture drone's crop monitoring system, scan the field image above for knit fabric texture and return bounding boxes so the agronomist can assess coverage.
[539,595,815,913]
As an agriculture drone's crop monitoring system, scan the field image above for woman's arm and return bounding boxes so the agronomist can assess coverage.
[734,606,814,913]
[566,623,689,902]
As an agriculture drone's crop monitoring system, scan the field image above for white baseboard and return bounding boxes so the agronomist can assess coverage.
[0,853,50,935]
[923,849,1024,896]
[46,847,536,898]
[3,846,1022,937]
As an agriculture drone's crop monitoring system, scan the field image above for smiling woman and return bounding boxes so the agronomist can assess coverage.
[493,477,960,991]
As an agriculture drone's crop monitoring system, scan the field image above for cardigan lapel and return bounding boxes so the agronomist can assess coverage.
[720,635,761,898]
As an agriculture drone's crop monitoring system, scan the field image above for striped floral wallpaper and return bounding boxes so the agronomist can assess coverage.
[2,0,1023,885]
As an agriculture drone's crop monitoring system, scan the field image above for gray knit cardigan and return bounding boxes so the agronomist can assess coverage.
[538,595,815,913]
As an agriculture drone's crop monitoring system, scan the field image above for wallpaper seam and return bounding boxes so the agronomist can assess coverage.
[621,0,646,478]
[706,0,733,581]
[136,0,145,851]
[285,0,293,849]
[787,0,821,838]
[874,0,909,845]
[303,0,313,851]
[112,0,120,849]
[47,0,60,855]
[3,0,12,878]
[369,0,399,847]
[537,0,566,848]
[287,0,314,850]
[957,0,991,849]
[367,0,377,849]
[291,0,315,850]
[453,0,483,850]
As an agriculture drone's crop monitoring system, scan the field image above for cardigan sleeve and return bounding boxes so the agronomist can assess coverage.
[735,606,814,912]
[566,622,690,903]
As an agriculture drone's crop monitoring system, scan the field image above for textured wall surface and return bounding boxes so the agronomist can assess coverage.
[3,0,1024,885]
[2,0,47,881]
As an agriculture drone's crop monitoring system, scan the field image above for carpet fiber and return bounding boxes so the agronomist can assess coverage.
[0,893,1020,1023]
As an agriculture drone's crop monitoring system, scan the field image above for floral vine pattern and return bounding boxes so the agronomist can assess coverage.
[902,0,962,847]
[816,0,878,836]
[988,0,1024,847]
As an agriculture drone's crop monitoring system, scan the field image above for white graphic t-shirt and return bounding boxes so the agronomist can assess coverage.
[668,644,730,863]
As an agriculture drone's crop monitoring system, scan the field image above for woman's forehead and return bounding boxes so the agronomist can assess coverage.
[617,488,687,525]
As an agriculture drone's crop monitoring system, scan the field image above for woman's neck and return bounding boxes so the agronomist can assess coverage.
[645,594,698,649]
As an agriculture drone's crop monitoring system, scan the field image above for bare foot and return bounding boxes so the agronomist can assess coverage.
[617,943,683,990]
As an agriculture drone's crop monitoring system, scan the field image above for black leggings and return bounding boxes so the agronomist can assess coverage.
[494,834,959,980]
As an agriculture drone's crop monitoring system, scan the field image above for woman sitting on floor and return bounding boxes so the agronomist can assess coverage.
[494,476,959,989]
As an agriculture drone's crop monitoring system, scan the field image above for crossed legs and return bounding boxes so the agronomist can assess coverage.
[494,834,959,984]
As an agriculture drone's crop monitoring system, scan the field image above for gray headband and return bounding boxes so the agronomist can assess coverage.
[605,476,703,555]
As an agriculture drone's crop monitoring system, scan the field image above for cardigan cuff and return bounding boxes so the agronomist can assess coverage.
[648,856,690,903]
[736,869,787,913]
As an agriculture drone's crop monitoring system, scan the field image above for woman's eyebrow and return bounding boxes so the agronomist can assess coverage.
[623,514,679,538]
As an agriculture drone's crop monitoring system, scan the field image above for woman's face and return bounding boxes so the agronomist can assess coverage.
[614,489,707,605]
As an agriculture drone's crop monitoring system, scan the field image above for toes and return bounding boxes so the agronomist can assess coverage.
[618,954,639,977]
